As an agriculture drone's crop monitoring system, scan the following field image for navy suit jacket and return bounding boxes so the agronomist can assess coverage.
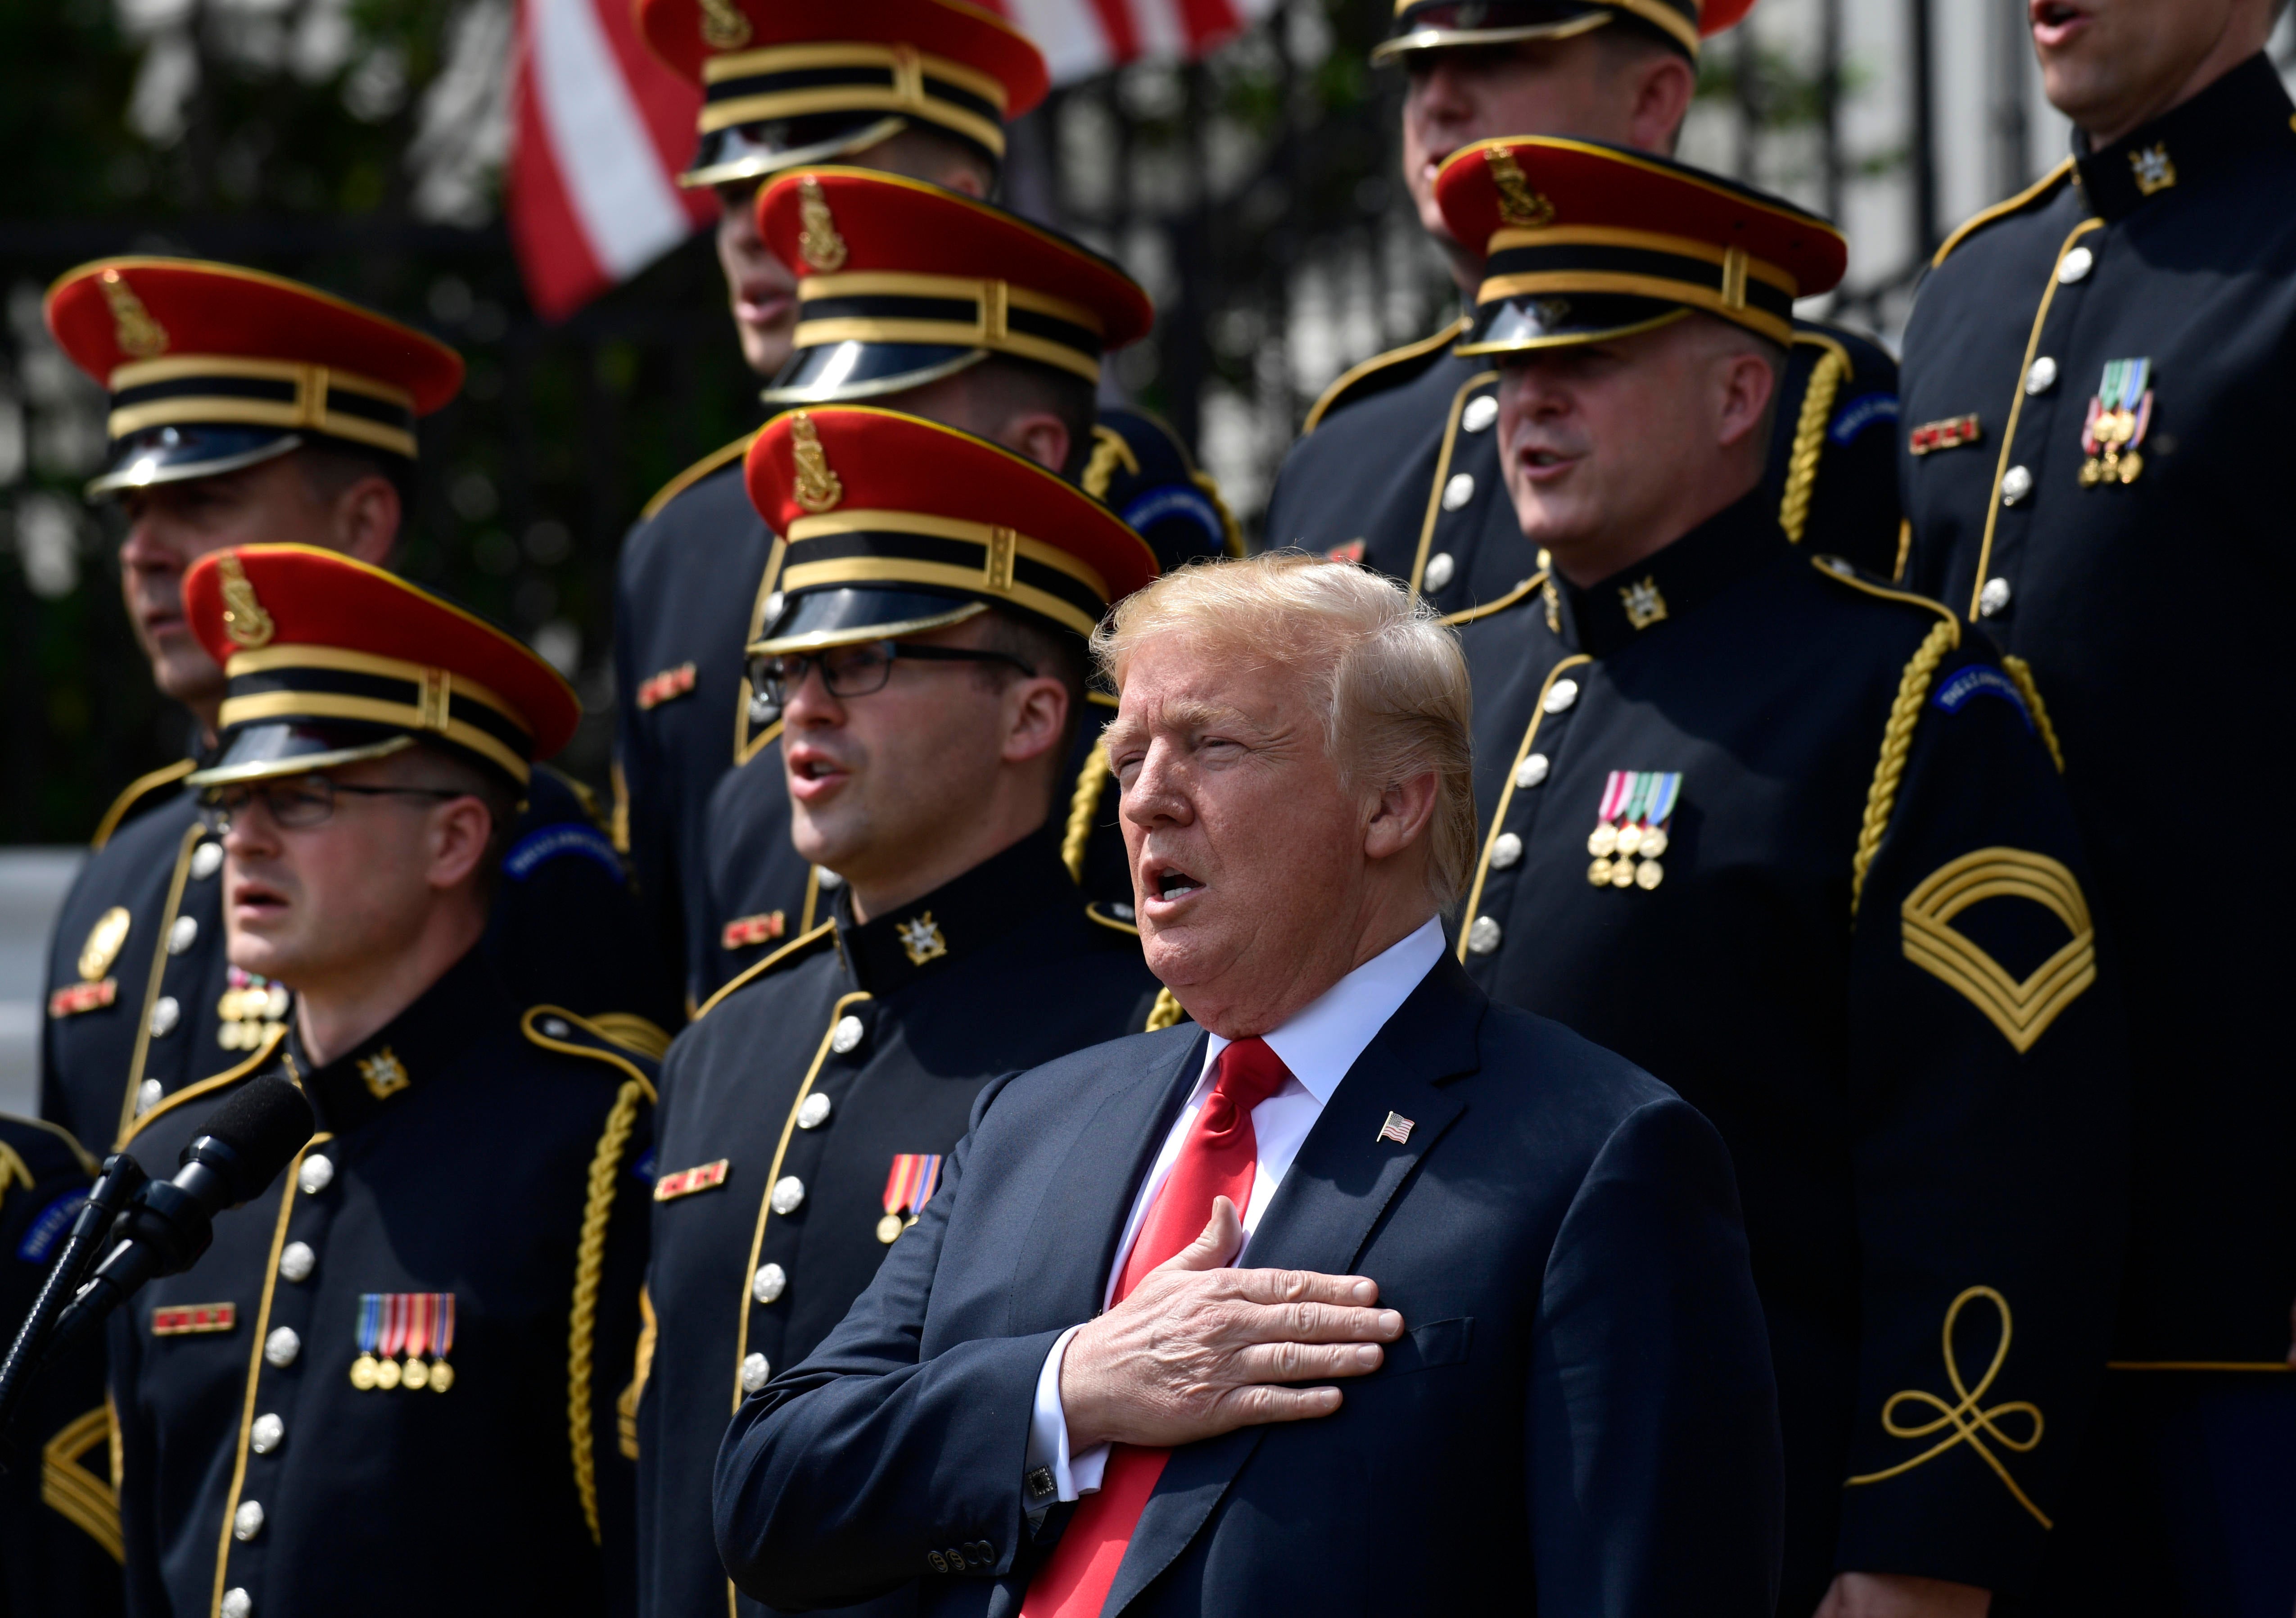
[714,955,1784,1616]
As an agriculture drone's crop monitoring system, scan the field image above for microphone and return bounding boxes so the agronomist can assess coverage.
[50,1073,315,1354]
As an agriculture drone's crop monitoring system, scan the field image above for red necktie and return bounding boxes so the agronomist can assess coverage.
[1022,1037,1293,1618]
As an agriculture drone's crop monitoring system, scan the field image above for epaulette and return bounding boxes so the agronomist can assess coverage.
[89,758,194,851]
[690,920,840,1021]
[1302,318,1468,432]
[521,1006,661,1101]
[1931,159,2076,269]
[637,431,759,523]
[1083,901,1138,937]
[1810,555,1962,642]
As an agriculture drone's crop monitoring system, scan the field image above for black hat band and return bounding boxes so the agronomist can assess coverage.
[793,273,1105,382]
[107,356,417,460]
[1470,226,1797,346]
[700,43,1006,159]
[218,644,533,783]
[776,510,1112,640]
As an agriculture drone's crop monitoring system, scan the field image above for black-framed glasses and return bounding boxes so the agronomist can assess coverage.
[198,776,468,834]
[748,639,1035,707]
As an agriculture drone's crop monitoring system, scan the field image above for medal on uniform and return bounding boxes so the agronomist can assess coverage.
[374,1292,404,1388]
[401,1292,432,1388]
[349,1292,382,1389]
[1586,771,1681,890]
[427,1294,456,1391]
[2079,358,2152,487]
[878,1154,943,1244]
[217,968,290,1052]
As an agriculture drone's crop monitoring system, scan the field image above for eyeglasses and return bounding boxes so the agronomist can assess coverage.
[748,639,1035,707]
[197,776,468,834]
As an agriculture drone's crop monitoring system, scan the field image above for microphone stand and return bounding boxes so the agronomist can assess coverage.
[0,1151,147,1454]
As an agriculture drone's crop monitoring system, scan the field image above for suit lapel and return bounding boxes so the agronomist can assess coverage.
[1103,956,1488,1614]
[1004,1028,1207,1339]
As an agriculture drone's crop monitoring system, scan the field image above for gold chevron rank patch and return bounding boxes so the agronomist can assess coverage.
[1901,848,2096,1052]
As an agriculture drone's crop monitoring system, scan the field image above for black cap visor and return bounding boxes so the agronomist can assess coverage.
[87,425,306,500]
[749,586,988,659]
[759,341,987,407]
[680,113,913,190]
[1372,0,1613,62]
[186,721,416,789]
[1456,292,1691,355]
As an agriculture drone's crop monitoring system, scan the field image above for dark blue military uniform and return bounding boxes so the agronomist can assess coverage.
[1899,52,2296,1611]
[637,829,1162,1618]
[697,407,1236,988]
[108,951,654,1618]
[42,759,668,1158]
[1263,312,1904,612]
[1452,490,2127,1607]
[0,1114,122,1617]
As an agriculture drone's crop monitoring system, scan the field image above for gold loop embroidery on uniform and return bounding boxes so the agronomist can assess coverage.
[1845,1286,2050,1528]
[789,412,845,512]
[99,268,168,358]
[1483,146,1555,229]
[697,0,751,50]
[216,555,276,649]
[1079,426,1139,501]
[1778,344,1846,544]
[796,176,849,272]
[1901,848,2095,1053]
[569,1076,647,1545]
[1998,656,2064,773]
[1062,739,1112,884]
[1849,620,1957,916]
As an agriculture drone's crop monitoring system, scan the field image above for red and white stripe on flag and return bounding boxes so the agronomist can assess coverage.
[986,0,1281,82]
[506,0,714,322]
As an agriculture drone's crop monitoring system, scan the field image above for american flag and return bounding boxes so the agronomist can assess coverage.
[1377,1112,1415,1145]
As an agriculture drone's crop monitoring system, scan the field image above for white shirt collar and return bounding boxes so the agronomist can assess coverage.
[1200,915,1446,1101]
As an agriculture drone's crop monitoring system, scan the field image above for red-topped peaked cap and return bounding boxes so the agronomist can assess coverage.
[45,259,463,496]
[742,407,1159,654]
[755,168,1152,404]
[181,545,580,789]
[1435,136,1844,352]
[1374,0,1754,65]
[636,0,1048,188]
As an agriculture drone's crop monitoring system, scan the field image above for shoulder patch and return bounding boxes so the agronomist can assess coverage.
[521,1006,660,1101]
[1930,664,2034,729]
[691,919,840,1021]
[504,821,624,884]
[1932,159,2077,268]
[1303,318,1467,432]
[639,431,759,523]
[90,758,194,850]
[1828,391,1899,445]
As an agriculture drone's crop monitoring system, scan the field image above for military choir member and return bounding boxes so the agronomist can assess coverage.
[698,170,1234,995]
[109,545,655,1617]
[1897,0,2296,1604]
[1264,0,1903,625]
[634,407,1166,1618]
[37,260,668,1165]
[1433,138,2129,1615]
[0,1115,122,1616]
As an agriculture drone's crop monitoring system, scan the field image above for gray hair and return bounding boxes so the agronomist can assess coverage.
[1092,551,1477,907]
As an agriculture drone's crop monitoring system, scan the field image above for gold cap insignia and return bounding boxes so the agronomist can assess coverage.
[797,176,850,272]
[78,906,131,983]
[216,554,276,648]
[358,1046,411,1100]
[697,0,751,50]
[98,269,169,359]
[897,912,947,966]
[1485,147,1556,230]
[789,412,845,513]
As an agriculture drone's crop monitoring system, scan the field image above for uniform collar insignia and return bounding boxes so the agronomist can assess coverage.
[1548,491,1785,660]
[2074,52,2291,221]
[289,948,508,1132]
[839,829,1075,993]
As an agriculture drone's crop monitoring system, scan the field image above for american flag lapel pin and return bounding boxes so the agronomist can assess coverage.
[1377,1111,1415,1145]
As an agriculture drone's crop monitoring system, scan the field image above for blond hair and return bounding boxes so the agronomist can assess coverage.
[1093,551,1477,907]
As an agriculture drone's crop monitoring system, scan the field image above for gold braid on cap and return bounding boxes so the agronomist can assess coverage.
[790,413,845,513]
[99,270,169,358]
[698,0,751,50]
[216,556,276,649]
[797,178,850,272]
[1485,148,1556,229]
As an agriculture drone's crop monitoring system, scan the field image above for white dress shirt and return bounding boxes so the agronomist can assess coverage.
[1024,916,1446,1501]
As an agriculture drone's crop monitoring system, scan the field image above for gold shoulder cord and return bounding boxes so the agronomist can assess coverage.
[1998,656,2065,772]
[1778,340,1848,544]
[41,1406,122,1561]
[617,1288,657,1461]
[1144,988,1186,1032]
[568,1079,649,1545]
[1062,740,1113,884]
[1850,619,1959,916]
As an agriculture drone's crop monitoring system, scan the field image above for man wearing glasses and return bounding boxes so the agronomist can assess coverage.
[631,407,1166,1618]
[36,260,670,1168]
[110,544,654,1615]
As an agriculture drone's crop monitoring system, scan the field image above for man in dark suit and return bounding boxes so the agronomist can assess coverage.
[712,550,1785,1616]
